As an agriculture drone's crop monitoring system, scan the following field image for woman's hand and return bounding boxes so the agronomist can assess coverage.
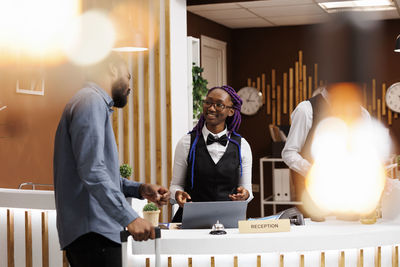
[229,186,249,201]
[175,191,191,207]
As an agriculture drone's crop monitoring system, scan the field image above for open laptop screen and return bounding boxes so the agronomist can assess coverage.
[181,201,247,229]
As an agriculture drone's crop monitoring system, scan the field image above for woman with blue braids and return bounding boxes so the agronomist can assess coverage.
[170,85,253,222]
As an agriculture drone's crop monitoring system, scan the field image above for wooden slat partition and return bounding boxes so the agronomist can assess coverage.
[302,65,307,102]
[41,211,49,267]
[283,73,287,114]
[339,251,345,267]
[133,54,140,182]
[289,68,294,117]
[363,83,367,108]
[377,100,381,121]
[372,79,376,111]
[267,85,271,115]
[146,257,150,267]
[7,209,14,267]
[393,246,398,267]
[272,98,276,125]
[376,246,382,267]
[123,101,130,165]
[308,76,312,98]
[257,76,261,91]
[389,109,393,126]
[382,83,386,116]
[247,78,251,87]
[314,63,318,89]
[358,249,364,267]
[143,0,151,185]
[277,85,281,125]
[25,211,32,267]
[295,61,299,105]
[165,0,173,220]
[320,252,325,267]
[112,107,119,152]
[153,0,162,220]
[262,73,266,104]
[63,251,68,267]
[272,69,276,93]
[168,256,172,267]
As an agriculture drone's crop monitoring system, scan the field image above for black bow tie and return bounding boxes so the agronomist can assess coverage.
[206,134,228,146]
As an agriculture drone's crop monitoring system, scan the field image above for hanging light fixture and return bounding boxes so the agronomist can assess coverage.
[113,32,148,52]
[395,34,400,52]
[110,0,148,52]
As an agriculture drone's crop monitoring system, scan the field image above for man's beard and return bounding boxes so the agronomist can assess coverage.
[111,78,131,108]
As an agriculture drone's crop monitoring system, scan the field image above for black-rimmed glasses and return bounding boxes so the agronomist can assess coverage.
[202,99,232,111]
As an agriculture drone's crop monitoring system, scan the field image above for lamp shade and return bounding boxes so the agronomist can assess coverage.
[112,32,148,52]
[395,34,400,52]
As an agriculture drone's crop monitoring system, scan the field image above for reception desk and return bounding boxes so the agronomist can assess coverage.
[1,188,400,267]
[128,220,400,267]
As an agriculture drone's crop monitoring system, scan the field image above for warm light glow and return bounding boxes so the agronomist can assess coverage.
[61,10,115,66]
[0,0,80,63]
[112,47,148,52]
[306,117,389,215]
[319,0,395,12]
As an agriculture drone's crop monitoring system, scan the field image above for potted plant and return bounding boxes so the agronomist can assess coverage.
[120,163,133,179]
[192,64,208,121]
[143,202,160,227]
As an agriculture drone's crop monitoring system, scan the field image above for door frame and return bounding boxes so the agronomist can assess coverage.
[200,35,227,86]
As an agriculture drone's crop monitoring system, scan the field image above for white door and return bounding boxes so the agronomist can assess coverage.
[201,35,227,88]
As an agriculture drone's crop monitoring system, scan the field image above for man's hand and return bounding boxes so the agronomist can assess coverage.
[139,184,170,206]
[127,217,155,241]
[175,191,191,207]
[229,186,249,201]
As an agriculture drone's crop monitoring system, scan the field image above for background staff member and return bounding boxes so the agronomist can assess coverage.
[170,85,253,222]
[53,53,170,267]
[282,83,370,220]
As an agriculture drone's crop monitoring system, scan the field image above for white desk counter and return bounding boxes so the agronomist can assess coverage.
[129,219,400,267]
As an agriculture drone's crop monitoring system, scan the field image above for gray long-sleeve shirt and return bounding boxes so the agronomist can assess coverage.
[53,82,141,249]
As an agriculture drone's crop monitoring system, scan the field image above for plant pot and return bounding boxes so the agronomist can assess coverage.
[143,210,160,227]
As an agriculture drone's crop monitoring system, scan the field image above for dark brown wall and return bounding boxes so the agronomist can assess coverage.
[188,14,400,218]
[187,11,233,85]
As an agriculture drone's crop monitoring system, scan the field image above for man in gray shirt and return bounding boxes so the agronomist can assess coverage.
[53,53,170,267]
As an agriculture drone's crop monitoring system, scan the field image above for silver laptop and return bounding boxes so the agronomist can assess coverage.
[181,201,247,229]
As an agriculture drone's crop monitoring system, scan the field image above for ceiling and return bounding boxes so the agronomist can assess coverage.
[187,0,400,29]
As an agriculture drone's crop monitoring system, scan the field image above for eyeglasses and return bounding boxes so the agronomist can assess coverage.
[202,99,232,111]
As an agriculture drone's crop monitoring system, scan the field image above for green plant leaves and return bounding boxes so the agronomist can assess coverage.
[120,163,133,179]
[192,64,208,120]
[143,202,159,211]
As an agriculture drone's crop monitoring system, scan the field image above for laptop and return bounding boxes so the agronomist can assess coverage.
[181,201,247,229]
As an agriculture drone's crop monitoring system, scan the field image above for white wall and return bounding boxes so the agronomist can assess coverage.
[170,0,189,154]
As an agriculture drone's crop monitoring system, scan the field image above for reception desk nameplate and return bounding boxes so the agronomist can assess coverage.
[238,219,290,233]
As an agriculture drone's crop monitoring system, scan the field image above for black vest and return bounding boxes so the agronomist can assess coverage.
[171,132,241,223]
[300,94,329,163]
[185,132,241,201]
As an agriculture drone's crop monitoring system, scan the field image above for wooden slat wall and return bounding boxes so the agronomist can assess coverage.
[165,0,173,221]
[41,212,49,267]
[245,50,396,126]
[111,0,172,222]
[7,209,14,267]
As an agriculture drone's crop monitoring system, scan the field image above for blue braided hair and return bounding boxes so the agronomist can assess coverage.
[188,85,243,188]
